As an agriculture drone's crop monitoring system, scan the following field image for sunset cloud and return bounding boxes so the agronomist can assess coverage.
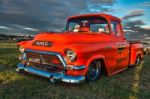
[0,0,149,39]
[123,9,144,19]
[0,0,117,34]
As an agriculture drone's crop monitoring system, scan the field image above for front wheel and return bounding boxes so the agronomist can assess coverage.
[86,60,101,82]
[16,68,24,74]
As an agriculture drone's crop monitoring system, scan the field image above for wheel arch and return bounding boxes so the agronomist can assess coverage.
[136,51,143,60]
[86,55,108,76]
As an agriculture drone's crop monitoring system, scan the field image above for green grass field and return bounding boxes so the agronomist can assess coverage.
[0,43,150,99]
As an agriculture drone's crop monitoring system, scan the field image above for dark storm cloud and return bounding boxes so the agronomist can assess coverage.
[123,20,145,34]
[123,19,150,41]
[122,8,150,40]
[122,9,145,32]
[0,0,87,34]
[125,20,145,27]
[123,9,144,19]
[0,0,116,35]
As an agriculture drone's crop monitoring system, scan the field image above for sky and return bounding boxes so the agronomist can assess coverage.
[0,0,150,37]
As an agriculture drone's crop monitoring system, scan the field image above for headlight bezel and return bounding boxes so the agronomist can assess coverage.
[64,49,77,62]
[19,46,25,53]
[19,53,26,60]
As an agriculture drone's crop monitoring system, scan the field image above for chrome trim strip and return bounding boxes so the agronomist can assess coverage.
[17,63,85,84]
[62,75,85,83]
[72,66,86,70]
[25,49,67,68]
[24,66,64,78]
[24,49,86,70]
[17,63,25,69]
[67,65,86,70]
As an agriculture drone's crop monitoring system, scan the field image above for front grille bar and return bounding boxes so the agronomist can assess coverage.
[25,49,67,68]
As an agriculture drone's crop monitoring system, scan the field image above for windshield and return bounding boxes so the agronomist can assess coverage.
[66,17,109,33]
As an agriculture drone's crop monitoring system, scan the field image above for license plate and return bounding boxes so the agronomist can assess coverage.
[29,58,41,63]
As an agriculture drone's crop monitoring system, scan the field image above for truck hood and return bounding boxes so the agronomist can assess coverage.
[22,32,111,53]
[33,32,110,44]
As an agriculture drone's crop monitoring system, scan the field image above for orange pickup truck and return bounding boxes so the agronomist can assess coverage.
[17,13,144,83]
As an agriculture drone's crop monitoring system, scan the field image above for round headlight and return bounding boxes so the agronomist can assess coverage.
[19,46,25,53]
[65,49,77,62]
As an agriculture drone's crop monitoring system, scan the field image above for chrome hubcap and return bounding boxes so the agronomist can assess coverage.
[136,56,140,65]
[87,61,99,80]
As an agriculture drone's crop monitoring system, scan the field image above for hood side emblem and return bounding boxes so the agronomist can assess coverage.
[33,41,52,47]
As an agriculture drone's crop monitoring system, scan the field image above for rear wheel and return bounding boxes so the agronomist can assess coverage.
[145,49,148,55]
[135,55,141,66]
[86,60,101,82]
[148,49,150,55]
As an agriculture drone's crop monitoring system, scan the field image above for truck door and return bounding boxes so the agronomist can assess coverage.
[111,21,130,71]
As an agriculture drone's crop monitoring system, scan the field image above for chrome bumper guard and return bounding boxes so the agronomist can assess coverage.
[17,63,85,84]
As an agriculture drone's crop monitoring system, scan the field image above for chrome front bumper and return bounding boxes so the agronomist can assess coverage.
[17,63,85,84]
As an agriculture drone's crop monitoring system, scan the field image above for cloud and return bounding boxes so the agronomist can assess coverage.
[139,1,150,7]
[81,0,116,13]
[141,25,150,30]
[123,9,144,19]
[122,9,146,34]
[0,0,117,35]
[125,20,145,27]
[123,19,150,40]
[0,26,12,30]
[0,0,87,34]
[87,0,116,6]
[124,26,150,40]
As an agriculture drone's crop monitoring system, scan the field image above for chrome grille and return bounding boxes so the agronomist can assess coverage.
[26,52,64,71]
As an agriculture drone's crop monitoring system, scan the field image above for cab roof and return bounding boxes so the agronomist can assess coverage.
[68,13,121,22]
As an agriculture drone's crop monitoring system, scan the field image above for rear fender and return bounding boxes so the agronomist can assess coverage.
[136,51,143,59]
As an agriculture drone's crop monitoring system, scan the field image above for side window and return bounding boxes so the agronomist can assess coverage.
[111,21,122,36]
[90,20,110,33]
[68,22,80,32]
[90,23,109,33]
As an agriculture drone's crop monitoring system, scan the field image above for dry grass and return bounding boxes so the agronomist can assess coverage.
[0,43,150,99]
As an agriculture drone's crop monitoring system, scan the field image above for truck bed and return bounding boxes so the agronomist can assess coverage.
[128,40,140,44]
[128,41,144,66]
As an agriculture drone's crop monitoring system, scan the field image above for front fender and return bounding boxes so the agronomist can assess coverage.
[17,41,31,47]
[86,55,106,66]
[85,55,108,74]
